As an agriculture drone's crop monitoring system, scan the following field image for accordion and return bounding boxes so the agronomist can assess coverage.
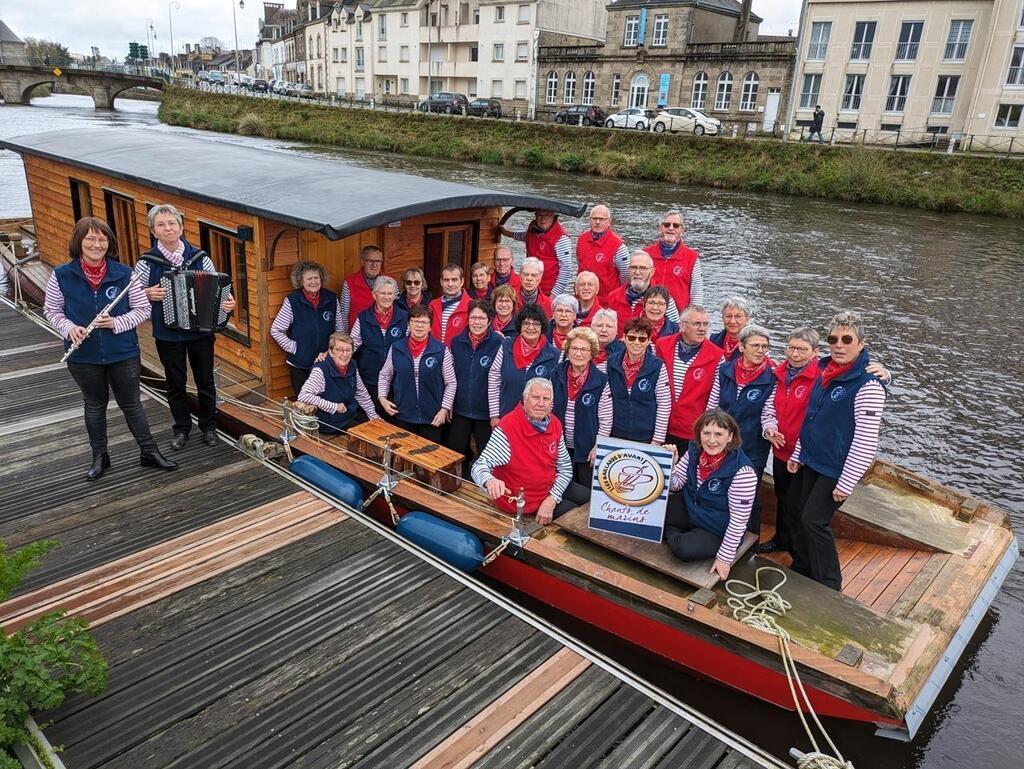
[159,270,231,333]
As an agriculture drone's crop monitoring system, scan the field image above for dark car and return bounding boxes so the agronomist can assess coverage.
[421,91,470,114]
[466,98,502,118]
[252,79,269,93]
[553,105,607,127]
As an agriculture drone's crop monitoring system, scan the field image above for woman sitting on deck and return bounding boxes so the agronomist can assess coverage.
[665,409,757,581]
[449,300,503,477]
[351,276,407,404]
[270,260,341,395]
[490,284,519,336]
[297,332,378,434]
[377,304,456,443]
[552,327,612,484]
[607,317,670,446]
[487,303,560,423]
[396,267,432,313]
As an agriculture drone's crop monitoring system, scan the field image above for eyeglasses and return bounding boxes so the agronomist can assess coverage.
[645,300,667,308]
[745,343,770,351]
[363,258,384,266]
[628,265,652,272]
[568,346,591,355]
[405,279,421,286]
[827,334,856,345]
[660,222,682,229]
[683,320,710,328]
[589,216,609,222]
[82,237,109,245]
[520,320,542,328]
[625,334,649,343]
[786,345,813,354]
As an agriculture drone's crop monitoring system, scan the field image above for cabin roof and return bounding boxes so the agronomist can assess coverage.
[0,129,588,240]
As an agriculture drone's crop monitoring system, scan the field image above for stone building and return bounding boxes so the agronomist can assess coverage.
[0,18,28,64]
[535,0,795,131]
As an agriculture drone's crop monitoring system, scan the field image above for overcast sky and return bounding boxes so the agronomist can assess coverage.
[2,0,804,59]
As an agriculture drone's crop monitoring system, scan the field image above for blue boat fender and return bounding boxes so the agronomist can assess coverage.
[290,455,364,508]
[396,511,487,572]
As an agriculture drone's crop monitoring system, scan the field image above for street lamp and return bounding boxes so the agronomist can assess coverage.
[168,1,181,72]
[145,17,157,66]
[232,0,244,85]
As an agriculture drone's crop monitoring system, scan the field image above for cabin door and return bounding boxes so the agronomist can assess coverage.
[424,223,475,297]
[103,190,139,267]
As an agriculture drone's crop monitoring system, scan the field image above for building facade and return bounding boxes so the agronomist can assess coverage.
[787,0,1024,148]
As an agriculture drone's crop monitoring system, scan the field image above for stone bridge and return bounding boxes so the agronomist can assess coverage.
[0,64,167,109]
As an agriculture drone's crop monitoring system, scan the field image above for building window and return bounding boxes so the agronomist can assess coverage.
[740,71,759,111]
[378,14,387,40]
[355,47,364,71]
[1008,45,1024,86]
[896,21,923,61]
[518,4,529,23]
[714,72,733,110]
[495,5,505,22]
[691,71,708,109]
[400,77,409,94]
[546,70,558,104]
[103,190,138,268]
[995,103,1023,128]
[807,21,830,60]
[337,76,346,95]
[842,74,865,110]
[516,42,528,62]
[331,47,339,63]
[799,73,821,109]
[629,73,649,108]
[341,47,348,62]
[199,222,250,346]
[653,15,669,47]
[611,74,621,107]
[378,46,387,63]
[515,79,526,99]
[355,77,365,99]
[470,46,479,62]
[582,71,595,105]
[885,75,911,112]
[69,178,92,222]
[931,75,959,114]
[400,45,410,62]
[564,72,576,104]
[401,12,408,26]
[944,20,972,61]
[624,16,640,47]
[491,43,504,62]
[850,21,876,60]
[356,21,363,41]
[492,79,504,98]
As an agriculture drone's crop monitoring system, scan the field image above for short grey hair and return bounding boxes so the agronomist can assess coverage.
[721,295,752,318]
[660,209,683,225]
[628,249,654,268]
[829,310,866,341]
[521,256,544,275]
[592,308,618,327]
[522,376,554,400]
[551,294,579,313]
[575,270,600,287]
[788,326,820,349]
[147,204,183,230]
[739,323,770,344]
[680,303,708,322]
[372,275,399,295]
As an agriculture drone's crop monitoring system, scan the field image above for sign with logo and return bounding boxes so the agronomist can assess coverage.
[589,436,672,543]
[658,73,670,108]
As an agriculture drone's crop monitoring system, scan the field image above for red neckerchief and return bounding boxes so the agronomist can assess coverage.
[623,351,645,388]
[551,328,569,351]
[697,449,728,484]
[408,335,428,359]
[468,329,488,349]
[80,258,107,291]
[513,335,543,368]
[374,305,394,329]
[567,364,589,400]
[649,317,666,338]
[821,358,854,388]
[735,358,769,386]
[722,333,739,358]
[594,348,608,365]
[330,356,348,377]
[303,289,321,309]
[470,287,489,301]
[493,315,513,334]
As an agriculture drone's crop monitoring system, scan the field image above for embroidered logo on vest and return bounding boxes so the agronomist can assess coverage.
[692,367,705,381]
[480,355,491,367]
[830,386,846,402]
[794,384,808,399]
[424,355,438,368]
[322,310,333,322]
[581,392,594,406]
[707,478,723,494]
[673,265,682,276]
[105,285,120,300]
[637,378,651,392]
[548,440,558,455]
[534,365,546,376]
[595,252,605,262]
[451,315,464,328]
[390,326,402,337]
[745,388,762,402]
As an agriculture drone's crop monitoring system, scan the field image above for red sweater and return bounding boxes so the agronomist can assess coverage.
[344,271,376,330]
[770,358,820,461]
[525,221,568,296]
[576,229,624,302]
[492,404,564,514]
[644,242,700,311]
[518,288,553,320]
[655,334,723,440]
[603,285,643,336]
[429,292,471,346]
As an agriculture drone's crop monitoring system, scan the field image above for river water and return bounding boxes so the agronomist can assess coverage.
[2,94,1022,767]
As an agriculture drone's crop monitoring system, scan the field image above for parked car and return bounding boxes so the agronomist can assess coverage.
[652,107,722,136]
[237,74,254,89]
[466,98,502,118]
[421,92,470,114]
[284,82,301,97]
[208,71,225,86]
[196,71,211,83]
[296,83,315,99]
[252,79,270,93]
[553,105,607,126]
[604,108,656,130]
[273,80,290,95]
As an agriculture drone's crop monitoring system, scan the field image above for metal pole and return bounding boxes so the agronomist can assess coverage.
[232,0,242,86]
[168,2,181,74]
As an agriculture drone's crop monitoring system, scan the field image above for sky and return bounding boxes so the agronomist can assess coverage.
[1,0,805,60]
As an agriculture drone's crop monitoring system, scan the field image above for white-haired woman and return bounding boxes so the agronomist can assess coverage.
[552,327,612,484]
[709,296,752,362]
[351,275,407,404]
[549,293,578,352]
[270,260,342,394]
[590,308,622,371]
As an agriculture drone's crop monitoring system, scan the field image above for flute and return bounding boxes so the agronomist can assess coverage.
[60,275,140,364]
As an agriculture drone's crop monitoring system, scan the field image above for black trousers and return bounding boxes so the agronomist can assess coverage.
[67,357,158,457]
[448,413,493,477]
[790,466,843,590]
[395,418,443,444]
[771,457,797,551]
[748,466,765,535]
[156,335,217,435]
[566,447,595,486]
[289,365,311,397]
[554,481,591,517]
[664,492,723,561]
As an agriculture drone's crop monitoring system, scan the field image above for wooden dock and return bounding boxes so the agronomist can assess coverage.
[0,300,778,769]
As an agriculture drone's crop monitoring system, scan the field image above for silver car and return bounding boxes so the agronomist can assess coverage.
[652,107,722,136]
[604,108,655,130]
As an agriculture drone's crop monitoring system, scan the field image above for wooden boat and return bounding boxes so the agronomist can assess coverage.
[2,128,1017,741]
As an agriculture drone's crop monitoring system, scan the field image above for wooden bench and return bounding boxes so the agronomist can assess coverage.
[348,420,464,493]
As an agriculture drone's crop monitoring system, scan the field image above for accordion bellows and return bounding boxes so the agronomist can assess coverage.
[160,270,231,333]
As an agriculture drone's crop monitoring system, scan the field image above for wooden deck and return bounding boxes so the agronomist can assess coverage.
[0,300,775,769]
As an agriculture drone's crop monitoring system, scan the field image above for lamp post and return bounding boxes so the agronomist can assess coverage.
[146,17,157,66]
[232,0,244,85]
[168,1,181,72]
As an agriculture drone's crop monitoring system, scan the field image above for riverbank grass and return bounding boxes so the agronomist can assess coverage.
[159,87,1024,218]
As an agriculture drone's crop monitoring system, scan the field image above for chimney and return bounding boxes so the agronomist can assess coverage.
[733,0,753,43]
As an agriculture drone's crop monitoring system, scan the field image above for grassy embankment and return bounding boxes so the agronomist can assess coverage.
[159,86,1024,218]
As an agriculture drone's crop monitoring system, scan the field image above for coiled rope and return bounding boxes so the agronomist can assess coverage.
[724,567,854,769]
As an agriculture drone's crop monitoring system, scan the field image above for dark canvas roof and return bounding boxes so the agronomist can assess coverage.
[0,129,587,240]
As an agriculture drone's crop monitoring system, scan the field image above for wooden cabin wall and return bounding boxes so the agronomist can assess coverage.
[22,155,266,382]
[384,206,502,279]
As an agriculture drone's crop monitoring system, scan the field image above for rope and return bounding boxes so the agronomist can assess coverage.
[724,567,854,769]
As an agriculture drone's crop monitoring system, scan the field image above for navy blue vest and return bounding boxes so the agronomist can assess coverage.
[355,304,408,396]
[709,330,741,362]
[391,336,446,424]
[395,289,433,313]
[682,446,754,537]
[552,360,607,458]
[286,288,339,369]
[654,318,680,340]
[497,336,559,417]
[311,359,361,432]
[55,258,138,365]
[799,349,878,479]
[139,240,212,342]
[451,328,503,420]
[607,348,663,443]
[717,360,774,470]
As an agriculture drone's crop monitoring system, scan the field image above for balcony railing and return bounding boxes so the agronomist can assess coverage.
[537,45,603,59]
[931,96,956,115]
[1007,66,1024,86]
[895,42,918,61]
[686,40,795,57]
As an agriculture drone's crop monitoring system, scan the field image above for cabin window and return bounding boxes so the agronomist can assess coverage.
[69,178,92,222]
[103,190,138,266]
[423,222,476,297]
[199,221,251,346]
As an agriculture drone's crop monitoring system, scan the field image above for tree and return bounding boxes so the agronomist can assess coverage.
[22,38,72,67]
[199,36,223,52]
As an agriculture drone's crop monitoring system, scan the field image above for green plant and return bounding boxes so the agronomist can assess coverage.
[0,541,107,769]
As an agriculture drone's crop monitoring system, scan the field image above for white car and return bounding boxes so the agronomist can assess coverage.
[652,107,722,136]
[604,108,656,130]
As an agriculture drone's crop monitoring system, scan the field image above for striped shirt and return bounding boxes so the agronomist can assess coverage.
[669,449,757,564]
[133,240,233,327]
[651,365,672,444]
[338,273,375,333]
[790,379,886,495]
[471,424,573,503]
[689,259,705,306]
[487,347,505,419]
[563,382,613,450]
[296,365,378,420]
[377,345,457,412]
[270,297,345,356]
[511,229,575,295]
[44,271,151,338]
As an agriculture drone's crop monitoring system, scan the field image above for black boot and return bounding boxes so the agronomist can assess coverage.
[86,453,111,481]
[140,449,178,471]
